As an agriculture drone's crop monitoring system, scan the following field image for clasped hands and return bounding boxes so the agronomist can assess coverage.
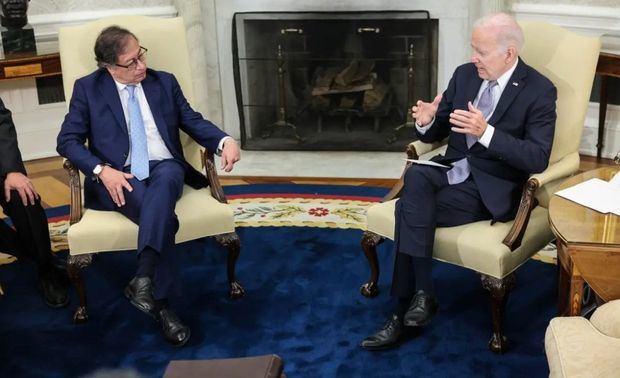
[411,94,488,138]
[99,139,241,208]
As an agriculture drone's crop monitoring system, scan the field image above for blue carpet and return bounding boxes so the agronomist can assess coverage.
[0,185,557,377]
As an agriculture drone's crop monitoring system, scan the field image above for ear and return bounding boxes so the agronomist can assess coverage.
[505,46,517,63]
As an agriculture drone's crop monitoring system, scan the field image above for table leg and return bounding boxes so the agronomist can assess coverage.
[597,75,608,160]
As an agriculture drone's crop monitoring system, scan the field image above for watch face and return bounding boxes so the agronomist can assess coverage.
[93,165,102,175]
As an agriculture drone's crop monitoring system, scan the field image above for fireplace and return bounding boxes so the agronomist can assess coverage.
[233,11,438,151]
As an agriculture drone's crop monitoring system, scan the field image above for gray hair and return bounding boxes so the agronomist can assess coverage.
[474,12,524,53]
[94,25,138,68]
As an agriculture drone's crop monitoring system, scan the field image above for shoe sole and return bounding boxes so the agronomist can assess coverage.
[360,341,402,351]
[124,286,155,317]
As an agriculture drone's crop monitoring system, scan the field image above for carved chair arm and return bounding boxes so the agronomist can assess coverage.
[201,149,228,204]
[63,159,83,225]
[501,177,540,251]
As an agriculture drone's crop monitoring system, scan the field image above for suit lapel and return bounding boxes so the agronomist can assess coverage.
[98,72,127,134]
[141,74,172,143]
[488,59,526,125]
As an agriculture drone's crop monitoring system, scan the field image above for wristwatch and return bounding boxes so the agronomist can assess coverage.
[93,164,104,176]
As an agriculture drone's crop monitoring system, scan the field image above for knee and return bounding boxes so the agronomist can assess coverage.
[7,190,41,208]
[404,166,429,189]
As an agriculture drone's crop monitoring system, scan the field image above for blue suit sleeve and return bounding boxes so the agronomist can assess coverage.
[56,80,101,175]
[170,75,228,154]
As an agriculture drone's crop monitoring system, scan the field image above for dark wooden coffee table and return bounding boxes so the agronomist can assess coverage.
[549,167,620,316]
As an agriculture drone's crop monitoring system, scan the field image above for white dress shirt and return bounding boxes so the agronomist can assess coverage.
[114,80,231,167]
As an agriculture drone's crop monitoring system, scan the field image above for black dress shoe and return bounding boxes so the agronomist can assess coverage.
[404,290,438,327]
[38,264,69,308]
[155,308,191,347]
[360,314,405,351]
[124,276,155,315]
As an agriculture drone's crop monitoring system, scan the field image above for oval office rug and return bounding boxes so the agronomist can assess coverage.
[0,184,558,377]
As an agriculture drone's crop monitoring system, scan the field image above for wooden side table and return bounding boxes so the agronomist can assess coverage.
[595,52,620,160]
[549,167,620,316]
[0,51,61,81]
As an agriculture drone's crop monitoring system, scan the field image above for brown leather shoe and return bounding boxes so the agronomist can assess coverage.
[124,276,156,315]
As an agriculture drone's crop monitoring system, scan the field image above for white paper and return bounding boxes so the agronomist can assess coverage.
[555,178,620,214]
[609,171,620,189]
[404,159,452,168]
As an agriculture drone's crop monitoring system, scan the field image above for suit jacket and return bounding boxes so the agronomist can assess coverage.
[0,97,26,179]
[57,68,228,210]
[417,59,556,222]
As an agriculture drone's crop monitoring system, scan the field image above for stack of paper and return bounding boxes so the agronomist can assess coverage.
[555,174,620,216]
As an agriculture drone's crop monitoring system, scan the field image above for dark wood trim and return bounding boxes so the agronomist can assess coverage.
[63,159,83,224]
[0,52,61,80]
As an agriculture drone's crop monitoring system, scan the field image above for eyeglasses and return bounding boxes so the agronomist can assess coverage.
[115,46,148,70]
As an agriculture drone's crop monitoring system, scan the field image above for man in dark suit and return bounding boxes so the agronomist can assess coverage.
[56,26,240,346]
[0,98,69,307]
[361,13,556,350]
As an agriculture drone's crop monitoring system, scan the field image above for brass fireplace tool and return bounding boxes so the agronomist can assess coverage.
[388,43,416,144]
[261,44,305,142]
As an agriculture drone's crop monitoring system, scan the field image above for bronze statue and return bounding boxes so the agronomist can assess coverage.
[1,0,30,30]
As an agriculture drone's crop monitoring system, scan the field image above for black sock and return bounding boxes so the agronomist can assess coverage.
[154,298,169,312]
[413,257,434,296]
[136,247,159,278]
[394,298,410,318]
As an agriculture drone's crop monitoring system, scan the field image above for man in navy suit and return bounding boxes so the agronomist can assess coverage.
[362,13,556,350]
[57,26,240,346]
[1,98,69,308]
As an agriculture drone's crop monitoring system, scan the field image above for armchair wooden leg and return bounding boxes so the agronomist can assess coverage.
[360,230,384,297]
[215,232,245,299]
[480,273,516,353]
[67,254,93,324]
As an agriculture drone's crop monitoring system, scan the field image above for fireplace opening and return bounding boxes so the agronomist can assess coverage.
[233,11,438,151]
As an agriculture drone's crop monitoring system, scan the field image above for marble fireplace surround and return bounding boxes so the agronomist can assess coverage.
[203,0,489,140]
[199,0,496,178]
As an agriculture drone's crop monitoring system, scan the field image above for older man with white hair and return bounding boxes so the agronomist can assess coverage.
[361,12,557,351]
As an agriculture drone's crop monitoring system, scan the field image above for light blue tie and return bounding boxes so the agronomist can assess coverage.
[126,85,149,180]
[447,80,498,185]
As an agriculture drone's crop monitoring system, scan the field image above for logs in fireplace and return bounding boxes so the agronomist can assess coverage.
[233,11,438,151]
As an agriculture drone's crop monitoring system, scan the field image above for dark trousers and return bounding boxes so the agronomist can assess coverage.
[90,159,185,299]
[0,187,53,271]
[391,164,492,299]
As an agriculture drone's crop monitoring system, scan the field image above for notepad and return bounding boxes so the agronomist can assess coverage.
[555,175,620,216]
[404,159,452,168]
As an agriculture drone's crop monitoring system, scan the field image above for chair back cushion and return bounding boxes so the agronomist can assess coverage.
[58,16,202,171]
[518,21,600,167]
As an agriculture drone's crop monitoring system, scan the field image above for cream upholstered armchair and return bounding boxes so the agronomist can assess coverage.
[59,16,244,323]
[545,300,620,377]
[360,21,600,353]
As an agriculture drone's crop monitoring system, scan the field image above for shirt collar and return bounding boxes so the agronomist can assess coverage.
[489,57,519,92]
[113,79,143,93]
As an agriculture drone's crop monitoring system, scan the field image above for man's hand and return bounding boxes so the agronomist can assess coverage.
[98,166,134,207]
[4,172,38,206]
[220,138,240,172]
[411,94,442,127]
[449,101,488,138]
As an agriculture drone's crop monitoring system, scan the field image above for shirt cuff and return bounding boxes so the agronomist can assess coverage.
[415,117,435,135]
[478,124,494,148]
[217,136,233,156]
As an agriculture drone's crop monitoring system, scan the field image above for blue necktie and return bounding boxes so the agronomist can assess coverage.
[126,85,149,180]
[447,80,498,185]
